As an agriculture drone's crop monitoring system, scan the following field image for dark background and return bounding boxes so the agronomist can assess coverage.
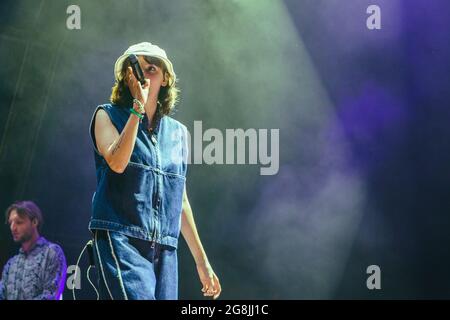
[1,0,450,299]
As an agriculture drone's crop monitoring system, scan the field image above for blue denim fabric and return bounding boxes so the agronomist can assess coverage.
[89,104,188,249]
[93,230,178,300]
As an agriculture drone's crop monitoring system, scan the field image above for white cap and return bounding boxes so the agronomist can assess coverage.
[114,42,176,83]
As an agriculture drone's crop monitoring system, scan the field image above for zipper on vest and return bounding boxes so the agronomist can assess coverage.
[150,227,156,249]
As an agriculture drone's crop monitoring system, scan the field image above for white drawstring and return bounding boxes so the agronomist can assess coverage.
[72,240,99,300]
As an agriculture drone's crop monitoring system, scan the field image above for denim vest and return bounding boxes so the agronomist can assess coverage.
[89,104,188,249]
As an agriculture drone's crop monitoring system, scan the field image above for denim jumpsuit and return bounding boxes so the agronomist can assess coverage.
[89,104,188,300]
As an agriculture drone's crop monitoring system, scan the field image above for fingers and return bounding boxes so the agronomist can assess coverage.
[126,67,149,103]
[201,277,213,297]
[126,67,139,94]
[204,287,214,297]
[126,67,135,86]
[213,274,222,299]
[142,78,151,89]
[202,281,211,296]
[202,274,221,299]
[127,67,150,88]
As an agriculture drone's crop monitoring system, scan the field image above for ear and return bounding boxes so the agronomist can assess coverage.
[161,72,169,87]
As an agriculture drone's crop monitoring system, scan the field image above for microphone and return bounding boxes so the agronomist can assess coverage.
[129,54,146,85]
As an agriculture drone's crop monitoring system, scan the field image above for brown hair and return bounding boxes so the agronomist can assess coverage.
[5,200,44,233]
[110,56,180,116]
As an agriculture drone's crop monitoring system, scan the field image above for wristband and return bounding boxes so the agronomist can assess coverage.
[130,108,144,120]
[133,98,145,114]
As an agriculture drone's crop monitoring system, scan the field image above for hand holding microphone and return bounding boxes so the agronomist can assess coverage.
[126,54,150,114]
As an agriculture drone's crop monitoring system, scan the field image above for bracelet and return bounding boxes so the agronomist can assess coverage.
[130,108,144,120]
[133,98,145,114]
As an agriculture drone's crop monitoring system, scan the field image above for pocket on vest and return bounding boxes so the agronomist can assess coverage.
[105,164,151,221]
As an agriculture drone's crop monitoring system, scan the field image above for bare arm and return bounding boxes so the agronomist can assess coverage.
[181,186,222,299]
[181,186,207,265]
[94,67,150,173]
[94,109,140,173]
